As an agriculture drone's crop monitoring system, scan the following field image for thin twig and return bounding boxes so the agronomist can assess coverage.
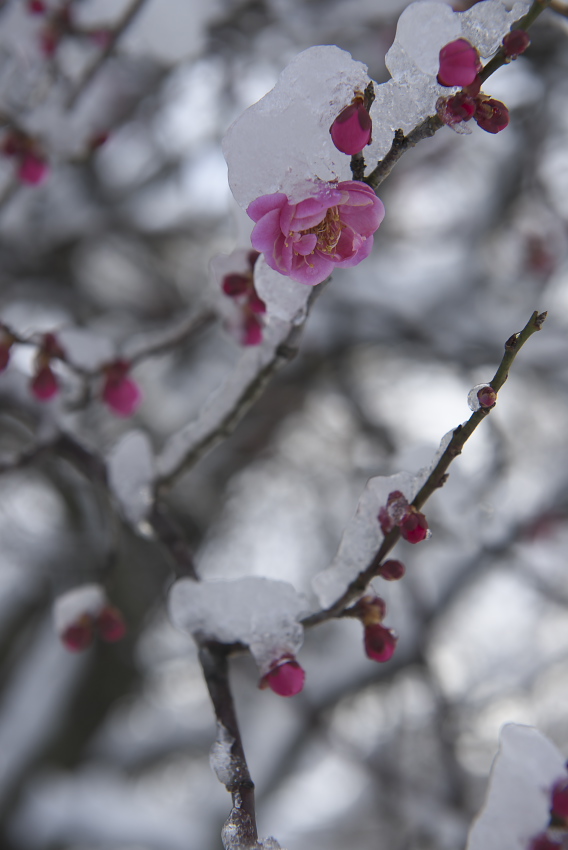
[365,0,552,192]
[199,644,258,848]
[302,311,547,626]
[67,0,149,110]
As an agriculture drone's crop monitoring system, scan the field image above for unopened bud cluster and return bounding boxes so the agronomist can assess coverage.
[53,584,126,652]
[221,251,266,346]
[436,31,530,134]
[0,327,142,416]
[351,595,398,663]
[378,490,429,544]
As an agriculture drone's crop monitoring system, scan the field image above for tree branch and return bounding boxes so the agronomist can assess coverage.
[303,310,547,626]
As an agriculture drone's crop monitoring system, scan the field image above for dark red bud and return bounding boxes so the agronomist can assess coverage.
[502,29,531,59]
[474,98,510,134]
[364,623,398,663]
[380,559,406,581]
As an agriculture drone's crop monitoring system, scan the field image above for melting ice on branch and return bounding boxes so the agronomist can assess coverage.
[168,576,306,673]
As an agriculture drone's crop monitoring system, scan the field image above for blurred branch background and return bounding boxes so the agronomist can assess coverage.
[0,1,568,849]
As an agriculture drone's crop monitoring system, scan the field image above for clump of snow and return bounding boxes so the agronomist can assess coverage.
[466,724,565,850]
[53,584,106,635]
[57,328,114,372]
[107,431,154,527]
[168,577,306,672]
[223,45,370,209]
[312,471,421,608]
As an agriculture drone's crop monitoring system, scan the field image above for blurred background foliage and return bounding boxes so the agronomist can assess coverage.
[1,0,568,848]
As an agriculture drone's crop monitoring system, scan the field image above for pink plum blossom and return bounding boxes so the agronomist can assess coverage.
[102,360,142,417]
[330,96,372,155]
[438,38,481,87]
[248,181,384,286]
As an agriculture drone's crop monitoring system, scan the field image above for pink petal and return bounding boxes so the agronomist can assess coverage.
[251,208,284,255]
[103,377,142,417]
[247,192,287,223]
[289,253,334,285]
[293,233,317,255]
[438,38,481,87]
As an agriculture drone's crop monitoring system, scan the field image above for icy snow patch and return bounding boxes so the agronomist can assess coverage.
[168,577,306,671]
[312,428,454,608]
[210,723,236,786]
[254,257,311,324]
[57,328,114,372]
[223,45,369,209]
[107,430,154,526]
[466,724,565,850]
[312,471,421,608]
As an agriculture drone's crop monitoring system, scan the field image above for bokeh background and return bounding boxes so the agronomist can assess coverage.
[1,0,568,848]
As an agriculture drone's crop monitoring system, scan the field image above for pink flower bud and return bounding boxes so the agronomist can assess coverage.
[18,154,49,186]
[400,509,429,544]
[242,313,263,346]
[330,97,372,155]
[96,606,126,643]
[380,559,406,581]
[477,385,497,408]
[27,0,46,13]
[102,361,142,417]
[39,25,59,57]
[31,364,59,400]
[222,273,250,297]
[61,614,94,652]
[247,291,266,314]
[502,29,531,59]
[474,98,510,134]
[551,777,568,821]
[364,623,398,663]
[437,92,476,126]
[529,835,562,850]
[438,38,482,87]
[260,658,305,697]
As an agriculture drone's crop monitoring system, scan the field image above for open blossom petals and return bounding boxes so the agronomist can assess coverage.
[293,234,318,256]
[251,208,284,256]
[247,192,287,223]
[249,180,384,286]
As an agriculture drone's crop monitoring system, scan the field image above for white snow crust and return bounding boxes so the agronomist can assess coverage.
[253,256,311,323]
[53,584,106,634]
[210,722,236,786]
[107,430,154,526]
[312,428,454,608]
[466,724,566,850]
[168,576,306,672]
